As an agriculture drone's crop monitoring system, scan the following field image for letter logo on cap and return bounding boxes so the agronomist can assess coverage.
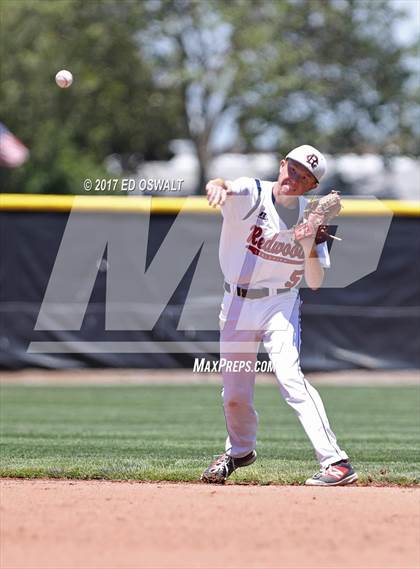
[306,154,319,169]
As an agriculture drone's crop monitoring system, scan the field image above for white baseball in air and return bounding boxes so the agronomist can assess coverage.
[55,69,73,89]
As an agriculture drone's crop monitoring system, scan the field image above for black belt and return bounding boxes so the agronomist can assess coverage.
[224,282,290,299]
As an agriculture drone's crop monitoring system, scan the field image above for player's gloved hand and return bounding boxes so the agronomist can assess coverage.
[294,190,341,242]
[206,178,233,207]
[315,224,334,244]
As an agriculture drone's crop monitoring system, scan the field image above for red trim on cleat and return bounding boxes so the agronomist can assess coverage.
[305,461,358,486]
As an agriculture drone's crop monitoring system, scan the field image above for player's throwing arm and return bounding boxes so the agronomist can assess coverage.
[206,178,233,207]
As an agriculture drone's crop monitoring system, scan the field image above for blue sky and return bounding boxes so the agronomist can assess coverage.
[393,0,420,43]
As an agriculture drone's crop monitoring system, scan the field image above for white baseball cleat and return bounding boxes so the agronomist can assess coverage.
[305,460,358,486]
[200,451,257,484]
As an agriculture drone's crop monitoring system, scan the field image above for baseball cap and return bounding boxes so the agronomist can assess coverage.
[286,145,326,182]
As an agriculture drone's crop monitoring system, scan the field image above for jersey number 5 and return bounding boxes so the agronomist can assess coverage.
[285,270,304,289]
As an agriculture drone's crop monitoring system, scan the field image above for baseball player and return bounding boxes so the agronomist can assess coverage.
[201,145,358,486]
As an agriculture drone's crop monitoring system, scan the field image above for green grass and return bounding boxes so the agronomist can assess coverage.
[0,384,419,485]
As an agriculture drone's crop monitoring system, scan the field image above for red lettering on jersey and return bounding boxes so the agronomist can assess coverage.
[247,225,263,246]
[247,245,303,264]
[246,225,304,262]
[291,243,303,257]
[263,233,278,253]
[271,241,282,254]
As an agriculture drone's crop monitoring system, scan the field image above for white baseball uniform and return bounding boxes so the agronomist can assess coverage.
[219,177,349,468]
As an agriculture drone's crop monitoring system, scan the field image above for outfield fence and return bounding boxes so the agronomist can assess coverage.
[0,194,419,370]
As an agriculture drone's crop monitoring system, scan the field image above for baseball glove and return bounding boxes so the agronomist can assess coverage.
[315,224,337,244]
[294,191,341,242]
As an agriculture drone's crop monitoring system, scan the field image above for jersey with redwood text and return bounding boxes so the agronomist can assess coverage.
[219,177,330,290]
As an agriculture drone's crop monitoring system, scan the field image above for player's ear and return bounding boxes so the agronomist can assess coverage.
[279,159,286,172]
[308,178,318,192]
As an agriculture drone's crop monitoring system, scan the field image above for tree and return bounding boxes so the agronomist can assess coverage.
[140,0,418,192]
[230,0,419,156]
[1,0,417,195]
[0,0,186,194]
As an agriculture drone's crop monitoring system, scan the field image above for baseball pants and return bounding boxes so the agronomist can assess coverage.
[219,291,349,468]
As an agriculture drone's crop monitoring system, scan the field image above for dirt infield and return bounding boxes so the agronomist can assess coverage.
[1,480,419,569]
[1,368,418,385]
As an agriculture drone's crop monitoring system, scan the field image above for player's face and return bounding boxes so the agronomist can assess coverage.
[276,159,318,197]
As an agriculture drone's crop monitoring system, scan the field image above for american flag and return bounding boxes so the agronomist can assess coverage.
[0,123,29,168]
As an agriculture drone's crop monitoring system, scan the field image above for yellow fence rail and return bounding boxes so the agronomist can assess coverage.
[0,193,419,216]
